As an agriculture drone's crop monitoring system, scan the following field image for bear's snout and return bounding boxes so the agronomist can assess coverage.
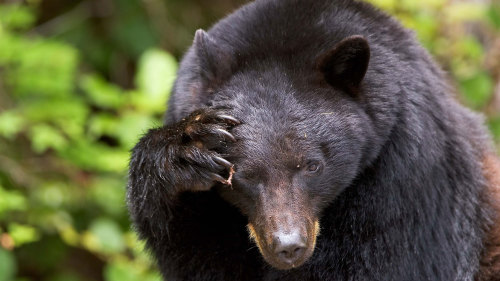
[247,211,320,270]
[244,182,320,270]
[273,230,307,266]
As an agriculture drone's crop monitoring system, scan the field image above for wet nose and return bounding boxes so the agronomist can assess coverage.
[273,231,307,265]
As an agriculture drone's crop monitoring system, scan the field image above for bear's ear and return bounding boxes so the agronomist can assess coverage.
[193,29,236,93]
[317,35,370,95]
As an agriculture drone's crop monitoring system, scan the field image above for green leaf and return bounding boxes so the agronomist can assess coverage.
[445,2,487,22]
[88,114,120,140]
[28,124,68,153]
[128,90,165,113]
[89,218,125,254]
[105,260,140,281]
[0,4,36,30]
[0,248,16,281]
[0,111,25,139]
[22,98,88,140]
[115,112,158,149]
[411,12,439,46]
[459,71,493,109]
[32,181,80,209]
[90,176,126,215]
[89,176,126,216]
[365,0,398,11]
[59,140,129,172]
[457,37,484,62]
[8,223,40,246]
[80,74,125,109]
[489,117,500,142]
[0,186,27,218]
[488,4,500,30]
[104,260,161,281]
[0,30,23,64]
[7,40,79,97]
[135,49,177,107]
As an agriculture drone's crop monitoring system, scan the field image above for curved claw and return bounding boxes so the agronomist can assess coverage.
[217,114,241,125]
[211,173,228,184]
[213,156,233,169]
[215,128,237,142]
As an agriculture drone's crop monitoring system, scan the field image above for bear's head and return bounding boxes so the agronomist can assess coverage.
[183,30,397,270]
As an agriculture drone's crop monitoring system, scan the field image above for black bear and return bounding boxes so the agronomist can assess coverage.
[127,0,500,280]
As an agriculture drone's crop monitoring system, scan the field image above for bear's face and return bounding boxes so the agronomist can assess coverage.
[192,31,375,270]
[215,69,372,270]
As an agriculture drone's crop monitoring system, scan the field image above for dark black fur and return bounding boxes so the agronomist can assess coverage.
[127,0,496,280]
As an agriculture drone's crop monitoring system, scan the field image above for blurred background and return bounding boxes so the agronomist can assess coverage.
[0,0,499,280]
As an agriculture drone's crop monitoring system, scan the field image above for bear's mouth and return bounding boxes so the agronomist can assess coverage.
[247,219,320,270]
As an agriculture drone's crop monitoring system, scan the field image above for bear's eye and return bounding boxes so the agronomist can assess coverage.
[305,161,322,174]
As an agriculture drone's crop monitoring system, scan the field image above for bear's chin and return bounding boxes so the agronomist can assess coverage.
[262,248,315,271]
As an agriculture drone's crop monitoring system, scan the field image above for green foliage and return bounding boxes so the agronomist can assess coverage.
[489,3,500,29]
[0,2,175,280]
[0,4,35,30]
[87,218,126,254]
[366,0,500,146]
[367,0,495,108]
[8,224,40,246]
[490,117,500,142]
[0,248,16,281]
[0,185,27,218]
[0,1,498,280]
[459,71,494,109]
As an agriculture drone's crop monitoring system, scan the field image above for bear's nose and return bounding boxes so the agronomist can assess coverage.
[273,231,307,265]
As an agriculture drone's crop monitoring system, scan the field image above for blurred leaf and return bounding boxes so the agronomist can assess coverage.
[0,31,18,64]
[22,98,88,139]
[0,186,27,218]
[444,3,487,22]
[29,124,68,153]
[32,181,81,210]
[88,114,120,140]
[0,4,36,30]
[410,12,439,46]
[59,225,80,247]
[89,176,126,216]
[135,49,177,105]
[414,0,444,9]
[0,111,25,139]
[0,248,16,281]
[115,112,158,149]
[81,74,125,109]
[128,90,164,113]
[6,40,79,97]
[125,232,157,266]
[8,223,40,246]
[459,71,493,109]
[22,99,87,122]
[104,260,140,281]
[60,140,129,172]
[366,0,398,11]
[88,218,125,254]
[457,37,483,62]
[488,4,500,29]
[489,117,500,142]
[104,259,161,281]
